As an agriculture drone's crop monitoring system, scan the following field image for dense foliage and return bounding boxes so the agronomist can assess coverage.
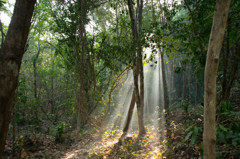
[0,0,239,158]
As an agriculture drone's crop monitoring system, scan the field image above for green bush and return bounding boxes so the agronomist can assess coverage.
[54,122,66,142]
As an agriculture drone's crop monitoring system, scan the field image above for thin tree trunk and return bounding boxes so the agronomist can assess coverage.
[161,53,168,110]
[182,65,186,101]
[157,1,168,110]
[33,41,41,100]
[220,23,230,104]
[195,80,198,105]
[204,1,231,158]
[219,34,240,103]
[0,0,36,157]
[188,66,191,104]
[50,51,55,114]
[137,0,145,135]
[169,62,173,106]
[122,90,135,136]
[222,44,240,101]
[33,41,41,118]
[151,0,168,110]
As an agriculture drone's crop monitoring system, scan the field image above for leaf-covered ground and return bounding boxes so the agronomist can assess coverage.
[3,110,203,159]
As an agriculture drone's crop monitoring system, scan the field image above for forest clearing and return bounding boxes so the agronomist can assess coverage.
[0,0,239,159]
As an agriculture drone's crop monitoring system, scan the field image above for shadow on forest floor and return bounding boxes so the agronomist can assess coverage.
[3,110,203,159]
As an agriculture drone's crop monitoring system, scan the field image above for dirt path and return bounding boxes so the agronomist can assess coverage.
[61,130,166,159]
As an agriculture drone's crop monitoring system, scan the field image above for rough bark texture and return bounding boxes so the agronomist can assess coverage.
[203,0,231,158]
[0,0,36,157]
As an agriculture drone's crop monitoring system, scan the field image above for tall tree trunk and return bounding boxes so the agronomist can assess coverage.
[169,62,173,106]
[182,65,186,101]
[0,0,36,157]
[195,79,198,105]
[188,66,191,104]
[76,0,89,134]
[157,1,168,110]
[33,41,41,118]
[137,0,145,135]
[219,33,240,104]
[151,0,168,110]
[127,0,145,135]
[33,41,41,100]
[204,0,231,158]
[221,44,240,101]
[50,51,55,114]
[161,53,168,110]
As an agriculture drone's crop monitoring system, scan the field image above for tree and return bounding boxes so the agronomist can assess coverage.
[203,0,231,158]
[125,0,145,136]
[0,0,36,157]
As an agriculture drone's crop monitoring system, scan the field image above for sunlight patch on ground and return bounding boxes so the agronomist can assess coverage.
[87,130,167,159]
[61,126,167,158]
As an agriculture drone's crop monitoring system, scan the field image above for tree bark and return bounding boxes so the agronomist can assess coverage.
[169,62,173,106]
[221,44,240,101]
[11,106,16,159]
[137,0,145,135]
[33,41,41,118]
[127,0,145,135]
[33,41,41,100]
[151,0,168,110]
[188,66,191,104]
[219,27,240,104]
[181,65,186,101]
[203,0,231,158]
[161,53,168,110]
[76,0,90,135]
[0,0,36,157]
[122,90,135,135]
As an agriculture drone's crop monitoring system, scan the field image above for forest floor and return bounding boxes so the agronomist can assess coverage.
[4,110,202,159]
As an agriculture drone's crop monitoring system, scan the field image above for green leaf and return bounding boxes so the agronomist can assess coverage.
[219,125,227,132]
[185,125,193,132]
[190,126,199,144]
[184,131,193,142]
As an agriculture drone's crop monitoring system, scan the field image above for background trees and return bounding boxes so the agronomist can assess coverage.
[0,0,239,158]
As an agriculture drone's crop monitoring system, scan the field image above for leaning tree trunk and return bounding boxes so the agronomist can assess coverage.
[203,0,231,158]
[0,0,36,157]
[122,90,135,136]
